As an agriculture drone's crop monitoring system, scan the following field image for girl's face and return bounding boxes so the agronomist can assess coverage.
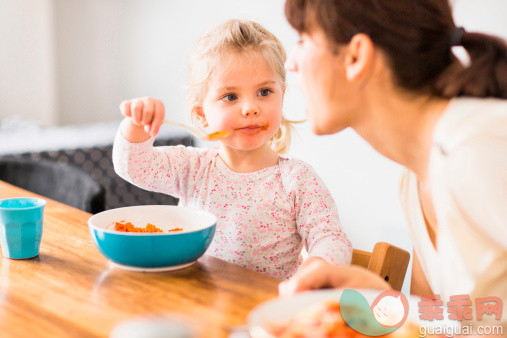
[285,29,358,135]
[198,52,284,152]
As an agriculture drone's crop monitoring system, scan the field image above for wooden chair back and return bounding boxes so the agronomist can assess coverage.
[352,242,410,291]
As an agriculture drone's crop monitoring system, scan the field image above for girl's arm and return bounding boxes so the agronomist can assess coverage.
[119,97,166,142]
[287,161,353,266]
[112,97,205,199]
[121,121,152,144]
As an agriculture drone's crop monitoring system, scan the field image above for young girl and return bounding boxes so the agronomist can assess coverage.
[112,19,352,279]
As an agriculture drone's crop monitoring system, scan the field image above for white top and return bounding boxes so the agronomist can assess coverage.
[400,97,507,323]
[113,131,352,279]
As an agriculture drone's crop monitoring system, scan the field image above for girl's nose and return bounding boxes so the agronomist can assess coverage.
[285,52,298,72]
[242,103,259,117]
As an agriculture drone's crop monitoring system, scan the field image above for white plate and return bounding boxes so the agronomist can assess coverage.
[248,289,457,336]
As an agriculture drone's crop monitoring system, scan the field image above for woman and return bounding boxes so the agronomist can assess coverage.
[279,0,507,327]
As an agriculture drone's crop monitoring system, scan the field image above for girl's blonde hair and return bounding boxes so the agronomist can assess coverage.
[186,19,295,154]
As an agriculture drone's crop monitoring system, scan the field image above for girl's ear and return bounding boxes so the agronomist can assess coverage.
[192,106,208,127]
[345,33,375,82]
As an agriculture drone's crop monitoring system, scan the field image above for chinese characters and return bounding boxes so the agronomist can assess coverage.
[418,295,502,321]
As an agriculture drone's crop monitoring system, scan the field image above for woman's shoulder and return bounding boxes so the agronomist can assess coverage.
[432,100,507,196]
[444,96,506,113]
[430,100,507,235]
[434,97,507,154]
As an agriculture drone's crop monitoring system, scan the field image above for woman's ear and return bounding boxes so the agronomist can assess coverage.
[345,33,375,82]
[192,106,208,127]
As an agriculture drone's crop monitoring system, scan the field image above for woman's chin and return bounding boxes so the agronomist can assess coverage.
[310,119,349,136]
[311,123,335,136]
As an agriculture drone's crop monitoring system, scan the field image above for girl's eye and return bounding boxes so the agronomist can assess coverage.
[259,89,272,97]
[222,94,237,102]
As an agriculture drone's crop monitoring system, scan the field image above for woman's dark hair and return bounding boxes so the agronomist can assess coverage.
[285,0,507,98]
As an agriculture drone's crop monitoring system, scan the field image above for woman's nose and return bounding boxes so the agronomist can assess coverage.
[285,52,298,72]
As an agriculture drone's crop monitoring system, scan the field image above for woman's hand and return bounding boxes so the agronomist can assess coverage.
[279,258,391,296]
[119,97,165,142]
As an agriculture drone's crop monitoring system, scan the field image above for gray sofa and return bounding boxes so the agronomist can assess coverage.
[0,121,193,210]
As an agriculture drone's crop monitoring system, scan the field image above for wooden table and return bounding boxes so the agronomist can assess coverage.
[0,181,280,337]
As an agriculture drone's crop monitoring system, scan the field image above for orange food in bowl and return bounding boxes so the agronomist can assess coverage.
[114,221,182,233]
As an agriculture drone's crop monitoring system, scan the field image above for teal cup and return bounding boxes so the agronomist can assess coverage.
[0,197,46,259]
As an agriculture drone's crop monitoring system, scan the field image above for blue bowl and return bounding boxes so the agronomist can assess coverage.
[88,205,216,270]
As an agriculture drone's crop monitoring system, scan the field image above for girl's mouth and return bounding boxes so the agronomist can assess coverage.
[236,124,269,133]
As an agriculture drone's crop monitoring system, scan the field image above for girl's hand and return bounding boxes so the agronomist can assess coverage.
[120,97,165,138]
[278,258,391,296]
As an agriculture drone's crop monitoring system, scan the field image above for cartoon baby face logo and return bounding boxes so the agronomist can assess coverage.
[371,290,409,327]
[340,289,409,336]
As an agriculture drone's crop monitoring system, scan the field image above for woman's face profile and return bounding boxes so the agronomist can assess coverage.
[285,29,357,135]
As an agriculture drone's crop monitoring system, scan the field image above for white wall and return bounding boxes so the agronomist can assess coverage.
[453,0,507,34]
[0,0,57,126]
[54,0,123,125]
[2,0,506,293]
[53,0,294,125]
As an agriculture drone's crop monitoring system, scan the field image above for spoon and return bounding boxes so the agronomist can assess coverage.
[164,120,228,141]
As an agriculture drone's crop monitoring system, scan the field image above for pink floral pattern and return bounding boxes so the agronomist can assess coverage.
[113,132,352,278]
